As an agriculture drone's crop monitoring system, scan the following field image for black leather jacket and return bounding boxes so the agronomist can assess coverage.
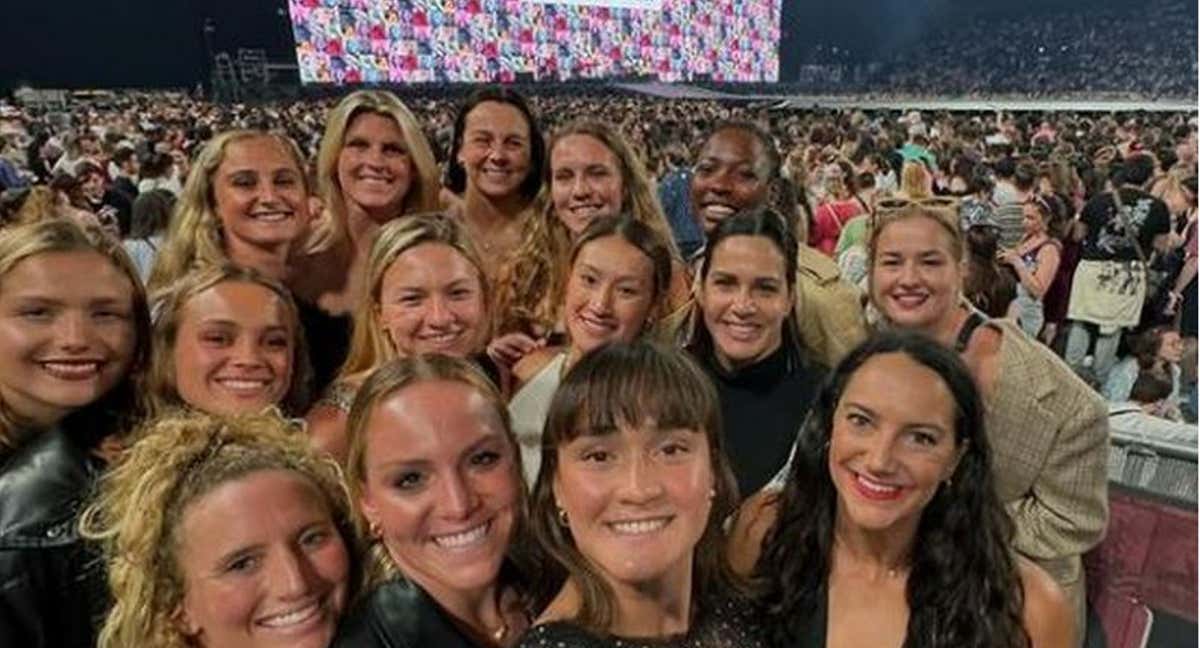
[0,426,107,648]
[332,577,484,648]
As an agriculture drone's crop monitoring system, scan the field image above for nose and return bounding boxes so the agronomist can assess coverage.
[425,295,454,327]
[231,336,267,368]
[270,547,316,601]
[617,453,665,504]
[897,260,922,286]
[864,434,898,475]
[571,176,591,199]
[55,311,90,352]
[731,287,757,315]
[588,283,615,314]
[439,471,480,521]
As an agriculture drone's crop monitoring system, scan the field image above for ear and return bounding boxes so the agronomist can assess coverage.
[171,600,201,639]
[359,487,380,534]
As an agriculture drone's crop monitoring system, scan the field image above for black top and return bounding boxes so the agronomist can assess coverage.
[517,594,767,648]
[1079,188,1171,262]
[696,340,825,497]
[0,424,107,648]
[296,298,352,399]
[332,577,483,648]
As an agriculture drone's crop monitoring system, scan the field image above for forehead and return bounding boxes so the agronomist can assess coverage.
[700,128,762,163]
[365,380,504,458]
[710,235,787,276]
[552,134,617,165]
[875,215,959,254]
[574,235,652,275]
[840,353,956,429]
[178,469,329,555]
[219,136,297,170]
[2,250,132,298]
[345,111,404,137]
[464,101,529,134]
[384,242,480,286]
[180,281,288,326]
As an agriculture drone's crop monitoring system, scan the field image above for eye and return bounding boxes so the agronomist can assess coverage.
[578,272,598,287]
[392,471,425,491]
[18,307,51,320]
[263,334,291,349]
[201,332,233,346]
[448,287,475,300]
[346,138,368,150]
[299,527,331,549]
[617,285,641,298]
[582,449,612,464]
[846,412,870,427]
[909,430,939,447]
[660,441,691,458]
[470,450,501,467]
[224,554,260,574]
[383,143,408,156]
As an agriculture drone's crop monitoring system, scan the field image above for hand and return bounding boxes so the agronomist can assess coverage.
[997,248,1021,268]
[486,333,544,369]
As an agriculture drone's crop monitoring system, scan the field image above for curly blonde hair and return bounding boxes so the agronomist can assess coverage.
[142,264,313,418]
[307,90,441,253]
[79,409,361,648]
[146,130,309,293]
[337,212,491,379]
[491,121,679,336]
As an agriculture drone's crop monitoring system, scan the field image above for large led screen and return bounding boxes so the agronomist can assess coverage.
[288,0,782,84]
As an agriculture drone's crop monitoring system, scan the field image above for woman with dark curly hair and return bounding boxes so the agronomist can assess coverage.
[732,331,1072,647]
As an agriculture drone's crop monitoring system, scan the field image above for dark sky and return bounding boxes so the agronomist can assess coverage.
[0,0,1182,91]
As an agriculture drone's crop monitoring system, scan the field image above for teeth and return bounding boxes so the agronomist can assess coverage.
[609,518,670,535]
[258,601,321,628]
[723,321,759,340]
[432,521,489,549]
[41,362,100,378]
[578,315,614,335]
[702,205,735,218]
[251,212,291,222]
[855,473,901,494]
[217,378,269,392]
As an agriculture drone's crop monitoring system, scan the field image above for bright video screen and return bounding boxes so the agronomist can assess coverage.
[287,0,782,84]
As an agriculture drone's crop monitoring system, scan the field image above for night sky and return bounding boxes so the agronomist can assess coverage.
[0,0,1179,92]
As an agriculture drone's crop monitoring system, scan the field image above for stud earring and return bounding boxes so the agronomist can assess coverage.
[556,507,569,527]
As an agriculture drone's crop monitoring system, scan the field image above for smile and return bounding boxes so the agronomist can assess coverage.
[851,471,905,501]
[39,360,103,380]
[889,292,929,309]
[719,320,761,341]
[576,312,616,336]
[417,329,464,347]
[249,210,293,222]
[607,516,673,536]
[431,519,490,549]
[256,598,326,629]
[214,377,274,395]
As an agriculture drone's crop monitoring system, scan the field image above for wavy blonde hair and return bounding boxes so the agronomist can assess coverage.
[337,212,490,379]
[308,90,441,253]
[142,264,312,418]
[146,130,309,293]
[0,219,151,451]
[343,355,525,589]
[492,121,679,335]
[79,409,361,648]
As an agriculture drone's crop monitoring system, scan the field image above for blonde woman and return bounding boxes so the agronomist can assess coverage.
[489,121,690,367]
[305,213,494,464]
[0,220,151,647]
[142,264,313,418]
[80,409,361,648]
[295,90,441,317]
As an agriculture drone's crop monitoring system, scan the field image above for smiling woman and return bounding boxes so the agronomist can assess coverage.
[336,354,535,647]
[143,264,312,419]
[79,409,361,648]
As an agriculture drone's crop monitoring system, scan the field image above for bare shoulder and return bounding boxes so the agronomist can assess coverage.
[512,346,565,388]
[1017,557,1075,648]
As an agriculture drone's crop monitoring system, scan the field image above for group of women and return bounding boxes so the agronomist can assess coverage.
[0,85,1106,648]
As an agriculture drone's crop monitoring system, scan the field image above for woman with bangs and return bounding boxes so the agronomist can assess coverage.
[295,90,441,318]
[335,355,536,647]
[488,121,690,368]
[305,213,494,464]
[0,220,151,647]
[862,201,1107,637]
[507,215,673,484]
[519,341,764,648]
[79,409,360,648]
[142,264,313,419]
[686,208,825,497]
[145,129,346,393]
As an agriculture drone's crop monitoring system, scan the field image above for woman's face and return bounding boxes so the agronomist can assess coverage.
[553,421,714,591]
[359,380,520,600]
[563,235,656,355]
[870,216,964,333]
[699,235,793,371]
[550,134,624,236]
[0,251,137,426]
[172,281,295,416]
[377,243,488,358]
[213,136,312,252]
[456,101,531,201]
[1158,330,1184,364]
[337,112,413,221]
[1021,201,1047,236]
[828,352,963,538]
[177,470,350,648]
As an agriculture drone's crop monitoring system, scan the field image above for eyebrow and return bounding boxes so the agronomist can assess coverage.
[842,401,949,433]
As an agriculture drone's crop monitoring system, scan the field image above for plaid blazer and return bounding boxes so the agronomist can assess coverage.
[987,319,1110,591]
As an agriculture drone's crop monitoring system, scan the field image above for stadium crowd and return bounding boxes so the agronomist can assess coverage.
[0,80,1194,648]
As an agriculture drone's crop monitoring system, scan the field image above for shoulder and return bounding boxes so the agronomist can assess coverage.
[796,244,842,284]
[334,578,475,648]
[0,429,91,544]
[512,347,565,387]
[1017,557,1076,648]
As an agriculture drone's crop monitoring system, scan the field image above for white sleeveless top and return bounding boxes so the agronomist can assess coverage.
[507,353,567,486]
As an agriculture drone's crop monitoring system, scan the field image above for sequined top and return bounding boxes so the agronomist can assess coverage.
[515,594,767,648]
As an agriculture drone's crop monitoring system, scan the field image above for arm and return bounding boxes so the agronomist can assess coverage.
[1005,244,1061,299]
[1019,557,1075,648]
[1008,386,1109,572]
